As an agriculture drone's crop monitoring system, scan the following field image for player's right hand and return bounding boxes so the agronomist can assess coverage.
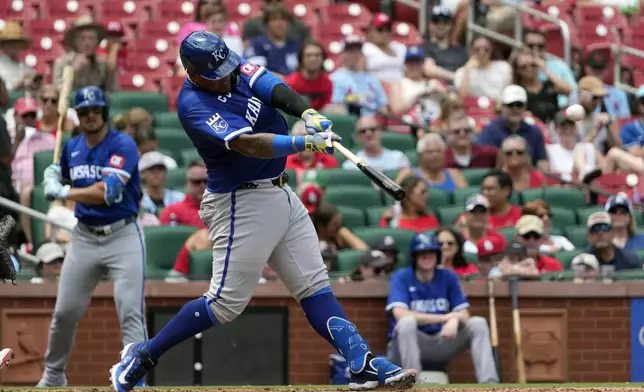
[43,164,62,183]
[304,132,341,155]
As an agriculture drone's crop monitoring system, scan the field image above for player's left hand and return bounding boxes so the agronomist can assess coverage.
[301,109,333,135]
[439,317,459,340]
[44,180,70,200]
[304,131,341,155]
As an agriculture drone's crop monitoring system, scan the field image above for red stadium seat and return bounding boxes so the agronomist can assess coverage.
[591,173,642,205]
[318,22,362,41]
[23,40,66,65]
[119,72,160,92]
[138,20,182,41]
[574,5,628,30]
[39,0,89,20]
[161,75,186,110]
[227,1,264,25]
[392,22,422,46]
[153,1,195,25]
[125,55,173,80]
[0,0,37,23]
[93,0,150,29]
[320,3,373,28]
[130,38,177,65]
[393,2,418,26]
[24,19,69,43]
[284,0,329,13]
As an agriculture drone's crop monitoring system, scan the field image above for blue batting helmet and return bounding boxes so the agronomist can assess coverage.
[409,232,441,268]
[180,31,241,80]
[74,86,108,122]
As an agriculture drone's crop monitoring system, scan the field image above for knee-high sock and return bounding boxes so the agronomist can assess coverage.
[300,287,370,373]
[146,297,216,360]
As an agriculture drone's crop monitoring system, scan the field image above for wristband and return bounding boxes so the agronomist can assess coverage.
[271,135,306,157]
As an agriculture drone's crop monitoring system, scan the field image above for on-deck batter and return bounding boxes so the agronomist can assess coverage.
[38,86,147,387]
[110,31,416,391]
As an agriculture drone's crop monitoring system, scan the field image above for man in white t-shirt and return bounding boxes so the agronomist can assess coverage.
[341,115,410,172]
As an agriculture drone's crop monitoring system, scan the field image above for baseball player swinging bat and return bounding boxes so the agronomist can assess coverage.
[509,277,527,383]
[109,31,416,392]
[487,277,501,381]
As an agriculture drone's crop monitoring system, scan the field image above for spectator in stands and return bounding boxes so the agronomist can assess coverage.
[312,203,368,252]
[132,126,178,169]
[571,253,600,283]
[97,21,128,76]
[342,115,410,172]
[286,121,338,180]
[478,85,549,171]
[488,239,541,281]
[481,170,522,229]
[574,76,622,154]
[580,51,631,119]
[139,151,185,216]
[242,0,310,44]
[34,242,65,281]
[54,15,118,91]
[521,200,574,255]
[617,86,644,170]
[362,13,406,83]
[511,50,571,124]
[159,160,207,228]
[547,112,601,180]
[428,91,468,136]
[299,183,323,215]
[497,135,546,192]
[122,107,153,137]
[514,215,563,272]
[38,85,75,134]
[204,5,243,55]
[522,30,577,108]
[166,228,210,282]
[380,176,440,231]
[476,233,507,278]
[243,3,299,78]
[371,236,399,271]
[605,193,644,251]
[44,200,77,249]
[388,46,445,124]
[437,227,478,276]
[444,111,498,169]
[330,35,389,117]
[586,212,642,270]
[422,6,468,79]
[178,0,240,47]
[461,194,497,254]
[284,41,332,111]
[348,250,392,281]
[454,36,511,101]
[397,133,467,193]
[0,22,35,92]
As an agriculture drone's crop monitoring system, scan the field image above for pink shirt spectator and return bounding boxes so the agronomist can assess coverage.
[12,130,56,189]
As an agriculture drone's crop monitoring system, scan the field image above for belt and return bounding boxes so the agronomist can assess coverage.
[238,172,289,190]
[79,216,136,236]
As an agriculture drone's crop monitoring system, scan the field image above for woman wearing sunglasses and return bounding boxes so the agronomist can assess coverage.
[380,176,439,232]
[605,193,644,251]
[436,227,478,277]
[497,135,545,192]
[522,200,575,256]
[362,13,406,83]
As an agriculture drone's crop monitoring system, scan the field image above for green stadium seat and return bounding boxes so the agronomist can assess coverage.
[381,133,416,151]
[396,252,410,268]
[303,168,373,188]
[553,250,582,269]
[153,112,182,128]
[189,250,213,280]
[615,269,644,280]
[564,226,588,248]
[144,225,199,272]
[543,187,586,209]
[366,206,388,226]
[337,249,363,273]
[452,187,481,206]
[30,185,50,249]
[576,206,603,226]
[155,128,194,162]
[322,186,382,209]
[636,250,644,261]
[33,150,55,186]
[550,227,563,236]
[404,150,419,167]
[520,188,544,205]
[353,227,417,258]
[550,207,577,229]
[436,205,464,225]
[497,227,516,242]
[323,114,357,148]
[427,188,452,210]
[464,251,478,265]
[165,167,188,190]
[109,92,169,114]
[179,149,201,167]
[461,168,490,187]
[8,90,24,108]
[509,192,521,205]
[337,206,366,229]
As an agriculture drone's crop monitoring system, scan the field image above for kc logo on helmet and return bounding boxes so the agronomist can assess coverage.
[207,113,229,134]
[212,48,227,62]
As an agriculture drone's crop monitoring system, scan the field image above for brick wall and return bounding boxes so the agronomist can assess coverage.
[0,282,637,385]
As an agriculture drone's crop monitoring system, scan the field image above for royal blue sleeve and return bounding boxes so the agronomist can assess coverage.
[238,60,286,105]
[385,269,411,312]
[182,104,253,150]
[621,122,639,150]
[445,270,469,312]
[60,141,70,181]
[103,134,140,184]
[476,123,497,147]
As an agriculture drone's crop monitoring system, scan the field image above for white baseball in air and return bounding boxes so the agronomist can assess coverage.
[194,362,203,371]
[627,174,639,187]
[565,104,585,121]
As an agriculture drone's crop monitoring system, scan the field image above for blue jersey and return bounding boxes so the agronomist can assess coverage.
[177,60,289,193]
[386,267,469,339]
[243,35,299,76]
[60,129,141,226]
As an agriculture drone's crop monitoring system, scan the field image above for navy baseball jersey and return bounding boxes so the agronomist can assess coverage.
[243,35,299,76]
[60,129,141,226]
[177,60,289,192]
[386,267,469,338]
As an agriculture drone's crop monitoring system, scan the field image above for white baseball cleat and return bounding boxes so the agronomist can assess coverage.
[0,348,14,369]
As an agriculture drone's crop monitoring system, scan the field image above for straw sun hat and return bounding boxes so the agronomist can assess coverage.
[63,14,107,50]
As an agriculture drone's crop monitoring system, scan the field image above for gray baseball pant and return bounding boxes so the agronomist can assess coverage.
[39,220,148,385]
[387,315,499,383]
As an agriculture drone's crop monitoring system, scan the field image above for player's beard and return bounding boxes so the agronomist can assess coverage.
[83,120,106,134]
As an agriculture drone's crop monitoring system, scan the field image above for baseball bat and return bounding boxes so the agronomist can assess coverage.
[53,66,75,165]
[487,278,501,381]
[332,141,406,201]
[509,277,527,383]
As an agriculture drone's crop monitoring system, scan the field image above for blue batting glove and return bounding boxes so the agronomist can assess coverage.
[304,132,341,155]
[43,164,62,184]
[301,109,333,135]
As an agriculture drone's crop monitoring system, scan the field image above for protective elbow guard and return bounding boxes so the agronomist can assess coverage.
[103,173,125,205]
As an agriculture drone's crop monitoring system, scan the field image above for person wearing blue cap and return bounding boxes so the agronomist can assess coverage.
[423,5,468,77]
[605,193,644,251]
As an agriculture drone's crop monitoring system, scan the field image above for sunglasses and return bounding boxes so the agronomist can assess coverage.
[439,240,455,246]
[526,43,545,50]
[451,127,472,135]
[473,46,490,53]
[21,112,37,119]
[504,149,526,157]
[469,206,488,214]
[376,26,391,32]
[505,102,525,109]
[589,223,611,234]
[609,207,630,215]
[41,97,59,104]
[521,232,542,240]
[77,107,103,117]
[188,178,208,185]
[431,16,452,24]
[357,126,379,134]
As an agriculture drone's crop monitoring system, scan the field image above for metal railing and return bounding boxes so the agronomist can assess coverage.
[0,196,75,232]
[612,44,644,96]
